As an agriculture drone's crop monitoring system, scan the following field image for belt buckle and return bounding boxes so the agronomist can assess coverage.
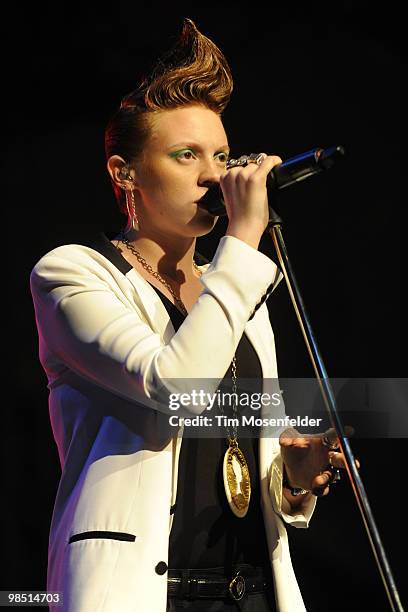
[229,572,246,601]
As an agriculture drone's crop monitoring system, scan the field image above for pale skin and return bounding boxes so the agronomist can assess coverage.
[107,103,358,511]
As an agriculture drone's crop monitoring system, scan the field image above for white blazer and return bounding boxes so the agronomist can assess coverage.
[30,234,316,612]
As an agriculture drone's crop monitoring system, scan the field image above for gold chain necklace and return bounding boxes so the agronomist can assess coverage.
[120,236,198,316]
[118,236,251,518]
[221,356,251,518]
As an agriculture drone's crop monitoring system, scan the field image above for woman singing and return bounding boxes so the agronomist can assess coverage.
[30,18,346,612]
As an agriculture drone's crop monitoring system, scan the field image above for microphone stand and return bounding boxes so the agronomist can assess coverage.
[266,207,404,612]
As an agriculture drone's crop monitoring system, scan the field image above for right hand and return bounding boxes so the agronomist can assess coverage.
[221,154,282,248]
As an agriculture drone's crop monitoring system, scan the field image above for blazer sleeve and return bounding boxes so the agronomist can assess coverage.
[269,450,317,528]
[30,235,281,414]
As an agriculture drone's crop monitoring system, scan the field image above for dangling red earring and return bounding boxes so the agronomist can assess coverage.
[125,189,140,232]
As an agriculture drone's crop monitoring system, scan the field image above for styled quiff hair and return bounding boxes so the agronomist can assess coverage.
[105,18,233,212]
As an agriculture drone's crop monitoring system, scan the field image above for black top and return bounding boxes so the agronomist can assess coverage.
[147,281,272,573]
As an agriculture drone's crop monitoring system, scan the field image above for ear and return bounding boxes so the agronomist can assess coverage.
[107,155,139,189]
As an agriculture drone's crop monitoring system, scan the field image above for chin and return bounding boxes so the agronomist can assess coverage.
[188,209,219,236]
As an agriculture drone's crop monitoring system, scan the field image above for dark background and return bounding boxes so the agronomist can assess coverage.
[3,1,407,610]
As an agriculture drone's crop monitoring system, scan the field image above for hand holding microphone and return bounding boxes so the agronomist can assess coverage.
[221,153,283,249]
[199,145,346,242]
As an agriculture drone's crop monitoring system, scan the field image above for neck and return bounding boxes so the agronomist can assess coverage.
[122,228,198,281]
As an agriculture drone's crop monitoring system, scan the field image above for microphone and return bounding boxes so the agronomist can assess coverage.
[198,145,346,216]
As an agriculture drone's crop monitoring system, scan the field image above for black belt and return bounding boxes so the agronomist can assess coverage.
[167,565,270,601]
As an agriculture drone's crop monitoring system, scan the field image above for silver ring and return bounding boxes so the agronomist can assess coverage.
[247,152,265,165]
[322,435,340,451]
[327,457,341,483]
[332,469,341,482]
[227,156,248,169]
[227,152,265,170]
[329,466,341,483]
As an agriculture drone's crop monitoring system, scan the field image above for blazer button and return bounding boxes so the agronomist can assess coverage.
[155,561,168,575]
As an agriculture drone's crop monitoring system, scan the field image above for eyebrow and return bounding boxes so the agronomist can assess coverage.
[168,142,230,153]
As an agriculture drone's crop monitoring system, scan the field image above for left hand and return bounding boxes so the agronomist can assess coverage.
[279,426,360,497]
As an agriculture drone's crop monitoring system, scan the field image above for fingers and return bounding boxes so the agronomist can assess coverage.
[251,154,282,177]
[225,154,282,180]
[221,152,284,236]
[279,427,310,449]
[310,452,360,498]
[321,425,355,451]
[328,451,361,470]
[278,435,294,448]
[328,451,343,468]
[280,424,361,499]
[311,470,332,497]
[223,154,282,182]
[321,427,340,450]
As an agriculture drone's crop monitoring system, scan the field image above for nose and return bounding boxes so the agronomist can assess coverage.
[198,157,223,187]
